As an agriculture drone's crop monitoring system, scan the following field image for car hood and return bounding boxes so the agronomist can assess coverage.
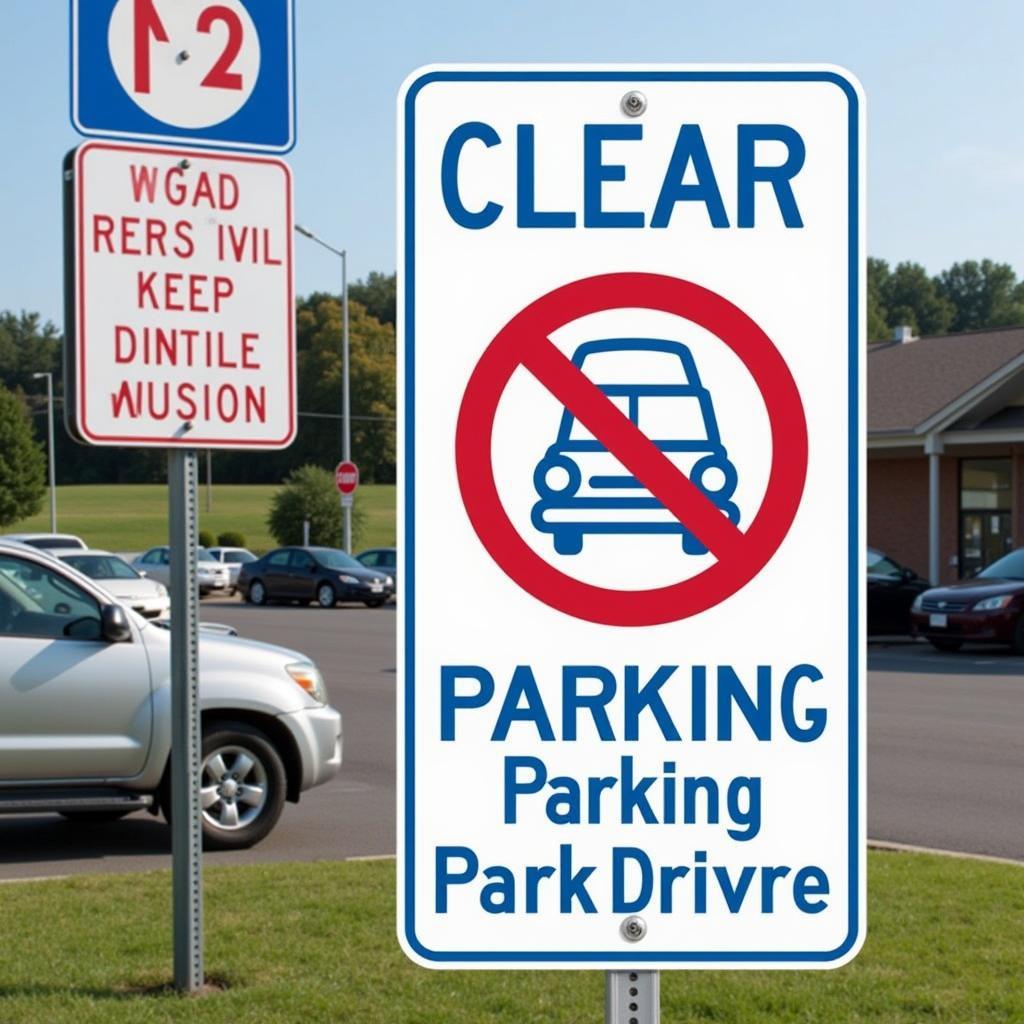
[922,579,1024,600]
[97,578,166,601]
[139,617,305,664]
[330,565,390,583]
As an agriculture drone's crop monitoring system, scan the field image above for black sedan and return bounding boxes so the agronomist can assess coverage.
[355,547,397,595]
[238,546,394,608]
[910,547,1024,653]
[867,548,930,636]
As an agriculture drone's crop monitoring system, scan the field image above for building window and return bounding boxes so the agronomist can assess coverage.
[959,458,1012,577]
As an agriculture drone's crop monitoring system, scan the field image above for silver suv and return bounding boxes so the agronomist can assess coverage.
[0,541,342,850]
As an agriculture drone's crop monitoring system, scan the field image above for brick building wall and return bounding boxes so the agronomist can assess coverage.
[869,449,1024,584]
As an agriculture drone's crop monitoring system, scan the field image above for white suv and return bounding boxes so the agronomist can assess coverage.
[0,541,342,850]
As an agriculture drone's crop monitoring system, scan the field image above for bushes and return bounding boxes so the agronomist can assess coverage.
[199,529,215,548]
[217,530,247,548]
[0,384,46,528]
[268,464,366,551]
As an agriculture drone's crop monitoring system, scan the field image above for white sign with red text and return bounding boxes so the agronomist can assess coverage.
[70,140,295,448]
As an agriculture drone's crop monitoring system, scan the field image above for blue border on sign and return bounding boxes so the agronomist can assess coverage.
[402,68,862,965]
[68,0,296,154]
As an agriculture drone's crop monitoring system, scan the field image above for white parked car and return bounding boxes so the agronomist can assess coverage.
[59,550,171,620]
[207,546,258,593]
[0,541,342,850]
[1,532,88,552]
[133,545,231,596]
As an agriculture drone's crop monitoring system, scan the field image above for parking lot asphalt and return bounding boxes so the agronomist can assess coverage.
[1,612,1021,879]
[868,638,1024,861]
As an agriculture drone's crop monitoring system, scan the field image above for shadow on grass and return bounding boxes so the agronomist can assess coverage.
[0,975,231,1001]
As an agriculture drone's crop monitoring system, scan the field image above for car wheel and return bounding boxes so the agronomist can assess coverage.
[682,531,708,555]
[929,638,963,653]
[317,583,337,608]
[59,810,131,824]
[199,723,286,851]
[364,598,386,608]
[248,579,267,605]
[553,529,583,555]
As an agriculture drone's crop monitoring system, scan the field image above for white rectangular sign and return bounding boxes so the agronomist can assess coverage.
[68,140,294,448]
[398,65,865,969]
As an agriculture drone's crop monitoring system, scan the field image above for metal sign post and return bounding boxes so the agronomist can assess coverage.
[169,449,203,993]
[606,971,660,1024]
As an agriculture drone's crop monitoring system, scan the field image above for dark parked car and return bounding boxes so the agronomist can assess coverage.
[238,547,394,609]
[910,547,1024,653]
[355,547,397,595]
[867,548,930,635]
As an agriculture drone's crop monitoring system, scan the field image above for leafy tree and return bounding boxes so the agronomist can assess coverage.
[294,293,396,482]
[867,258,890,342]
[349,272,396,327]
[867,259,955,340]
[0,311,60,380]
[267,464,365,550]
[883,262,955,337]
[0,382,46,527]
[935,259,1024,333]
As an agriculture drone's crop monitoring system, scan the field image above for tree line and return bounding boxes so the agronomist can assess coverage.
[868,258,1024,341]
[3,258,1024,494]
[0,272,396,488]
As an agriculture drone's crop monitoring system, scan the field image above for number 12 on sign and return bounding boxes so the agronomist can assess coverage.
[71,0,296,153]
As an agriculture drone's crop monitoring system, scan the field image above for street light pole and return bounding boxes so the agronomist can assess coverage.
[295,223,352,551]
[32,372,56,532]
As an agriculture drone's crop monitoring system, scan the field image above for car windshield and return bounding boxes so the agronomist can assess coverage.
[636,395,709,443]
[978,549,1024,580]
[24,537,83,550]
[63,554,139,580]
[196,547,215,562]
[313,549,362,570]
[867,550,902,577]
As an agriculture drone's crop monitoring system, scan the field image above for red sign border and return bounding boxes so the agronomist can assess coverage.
[73,140,296,449]
[455,273,809,626]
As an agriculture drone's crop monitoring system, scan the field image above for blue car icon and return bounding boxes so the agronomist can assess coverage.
[531,338,740,555]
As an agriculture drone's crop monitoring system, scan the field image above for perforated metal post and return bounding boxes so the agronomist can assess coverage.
[169,450,203,992]
[606,970,660,1024]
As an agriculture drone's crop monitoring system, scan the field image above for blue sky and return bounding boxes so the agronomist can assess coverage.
[0,0,1019,326]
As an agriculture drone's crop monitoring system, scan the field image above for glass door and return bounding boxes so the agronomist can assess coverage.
[959,458,1012,577]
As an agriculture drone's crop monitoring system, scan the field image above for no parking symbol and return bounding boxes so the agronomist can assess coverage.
[455,272,809,627]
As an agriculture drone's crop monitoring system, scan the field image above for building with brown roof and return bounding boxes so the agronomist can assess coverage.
[869,325,1024,584]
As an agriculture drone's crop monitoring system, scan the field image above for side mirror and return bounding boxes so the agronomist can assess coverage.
[101,604,132,643]
[138,569,147,578]
[901,567,915,582]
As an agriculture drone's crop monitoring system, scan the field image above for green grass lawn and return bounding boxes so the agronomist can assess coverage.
[4,483,396,554]
[0,851,1020,1022]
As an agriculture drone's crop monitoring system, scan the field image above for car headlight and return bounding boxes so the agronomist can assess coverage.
[385,576,394,586]
[692,455,737,499]
[286,662,327,704]
[534,454,581,498]
[156,583,169,597]
[337,574,360,585]
[911,593,925,611]
[973,595,1013,611]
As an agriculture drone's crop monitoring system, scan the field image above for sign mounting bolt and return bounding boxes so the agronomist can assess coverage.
[621,90,647,117]
[620,915,647,942]
[177,50,190,63]
[178,159,191,170]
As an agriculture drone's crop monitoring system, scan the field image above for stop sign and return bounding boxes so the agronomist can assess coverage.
[335,460,359,495]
